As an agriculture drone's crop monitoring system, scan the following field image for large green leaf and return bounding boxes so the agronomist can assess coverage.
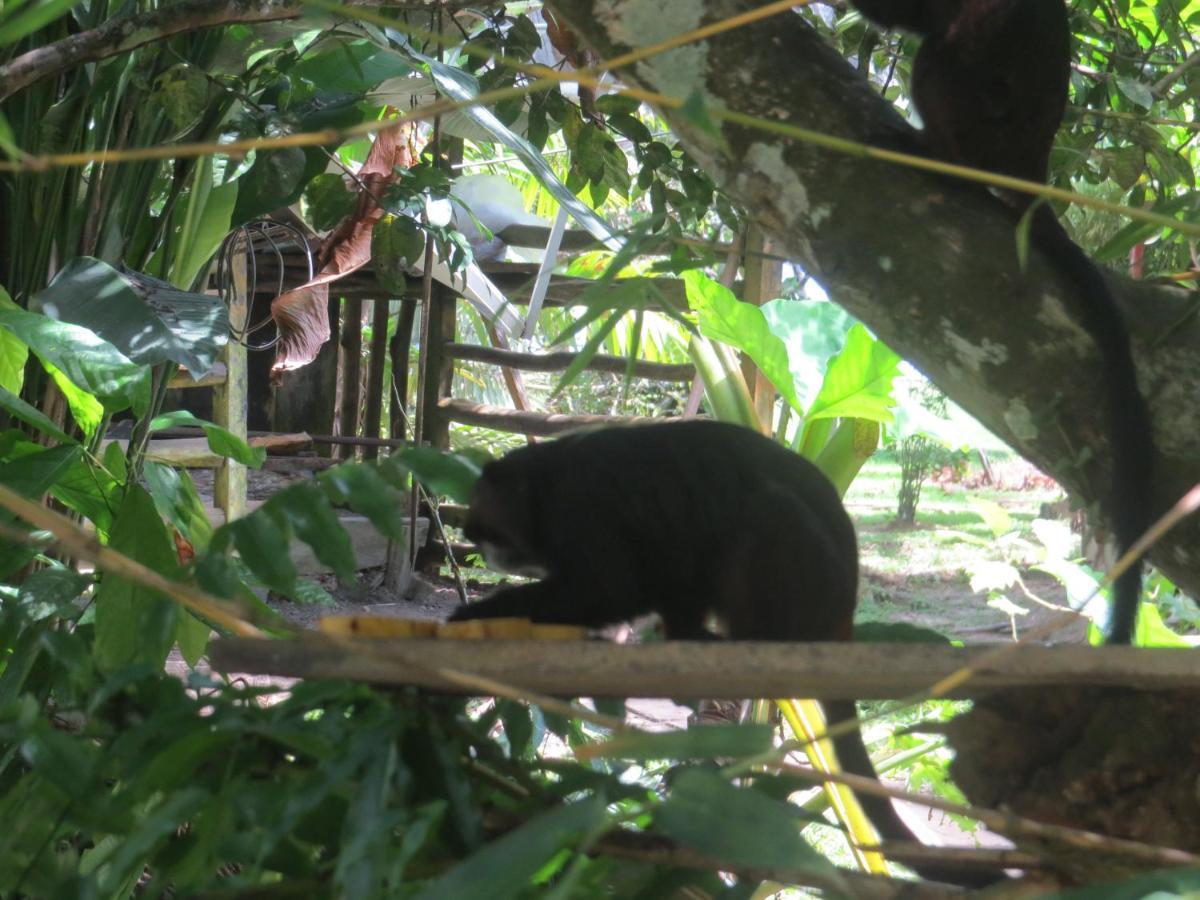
[0,287,28,393]
[654,769,838,879]
[32,257,227,376]
[318,463,409,541]
[0,384,73,444]
[385,446,481,503]
[0,443,84,574]
[143,461,213,548]
[93,486,180,673]
[684,270,803,414]
[0,309,150,414]
[169,161,239,291]
[214,510,297,597]
[760,297,856,410]
[414,797,607,900]
[805,324,901,424]
[263,483,357,583]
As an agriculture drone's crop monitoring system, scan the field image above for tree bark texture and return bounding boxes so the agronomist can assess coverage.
[547,0,1200,597]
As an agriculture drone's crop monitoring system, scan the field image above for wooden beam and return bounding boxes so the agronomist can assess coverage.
[445,343,695,382]
[208,639,1200,700]
[438,398,658,436]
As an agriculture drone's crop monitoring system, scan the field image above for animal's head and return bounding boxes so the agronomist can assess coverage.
[464,451,547,578]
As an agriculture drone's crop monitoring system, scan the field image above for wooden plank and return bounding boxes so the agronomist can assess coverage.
[438,398,658,436]
[168,363,227,389]
[208,640,1200,700]
[444,343,695,382]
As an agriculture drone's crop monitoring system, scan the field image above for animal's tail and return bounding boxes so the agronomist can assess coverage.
[823,700,1000,887]
[1030,207,1154,644]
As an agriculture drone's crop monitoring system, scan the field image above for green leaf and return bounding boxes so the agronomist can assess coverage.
[263,483,357,582]
[219,508,297,596]
[33,257,227,376]
[0,384,73,443]
[151,63,210,130]
[318,463,409,541]
[43,360,104,438]
[373,215,425,294]
[0,286,28,392]
[143,461,213,548]
[655,770,837,878]
[93,486,180,673]
[49,453,120,534]
[804,324,901,424]
[593,94,641,116]
[585,724,773,762]
[0,110,20,160]
[684,270,802,413]
[150,410,265,468]
[305,172,357,231]
[414,797,608,900]
[383,446,480,502]
[171,170,239,291]
[175,611,212,666]
[231,147,309,225]
[0,309,149,413]
[0,0,78,45]
[395,42,619,249]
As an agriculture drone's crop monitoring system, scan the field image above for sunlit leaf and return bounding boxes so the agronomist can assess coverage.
[0,309,150,414]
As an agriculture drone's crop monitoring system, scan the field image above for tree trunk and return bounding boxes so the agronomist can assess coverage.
[547,0,1200,597]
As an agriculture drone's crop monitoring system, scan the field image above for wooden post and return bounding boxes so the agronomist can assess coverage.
[363,298,391,460]
[214,242,248,521]
[339,297,364,460]
[742,224,782,427]
[419,282,456,452]
[389,298,416,441]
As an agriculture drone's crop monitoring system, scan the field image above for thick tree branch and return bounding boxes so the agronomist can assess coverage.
[0,0,476,103]
[549,0,1200,596]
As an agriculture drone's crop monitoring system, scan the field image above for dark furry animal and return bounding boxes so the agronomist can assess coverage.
[452,421,988,885]
[851,0,1154,643]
